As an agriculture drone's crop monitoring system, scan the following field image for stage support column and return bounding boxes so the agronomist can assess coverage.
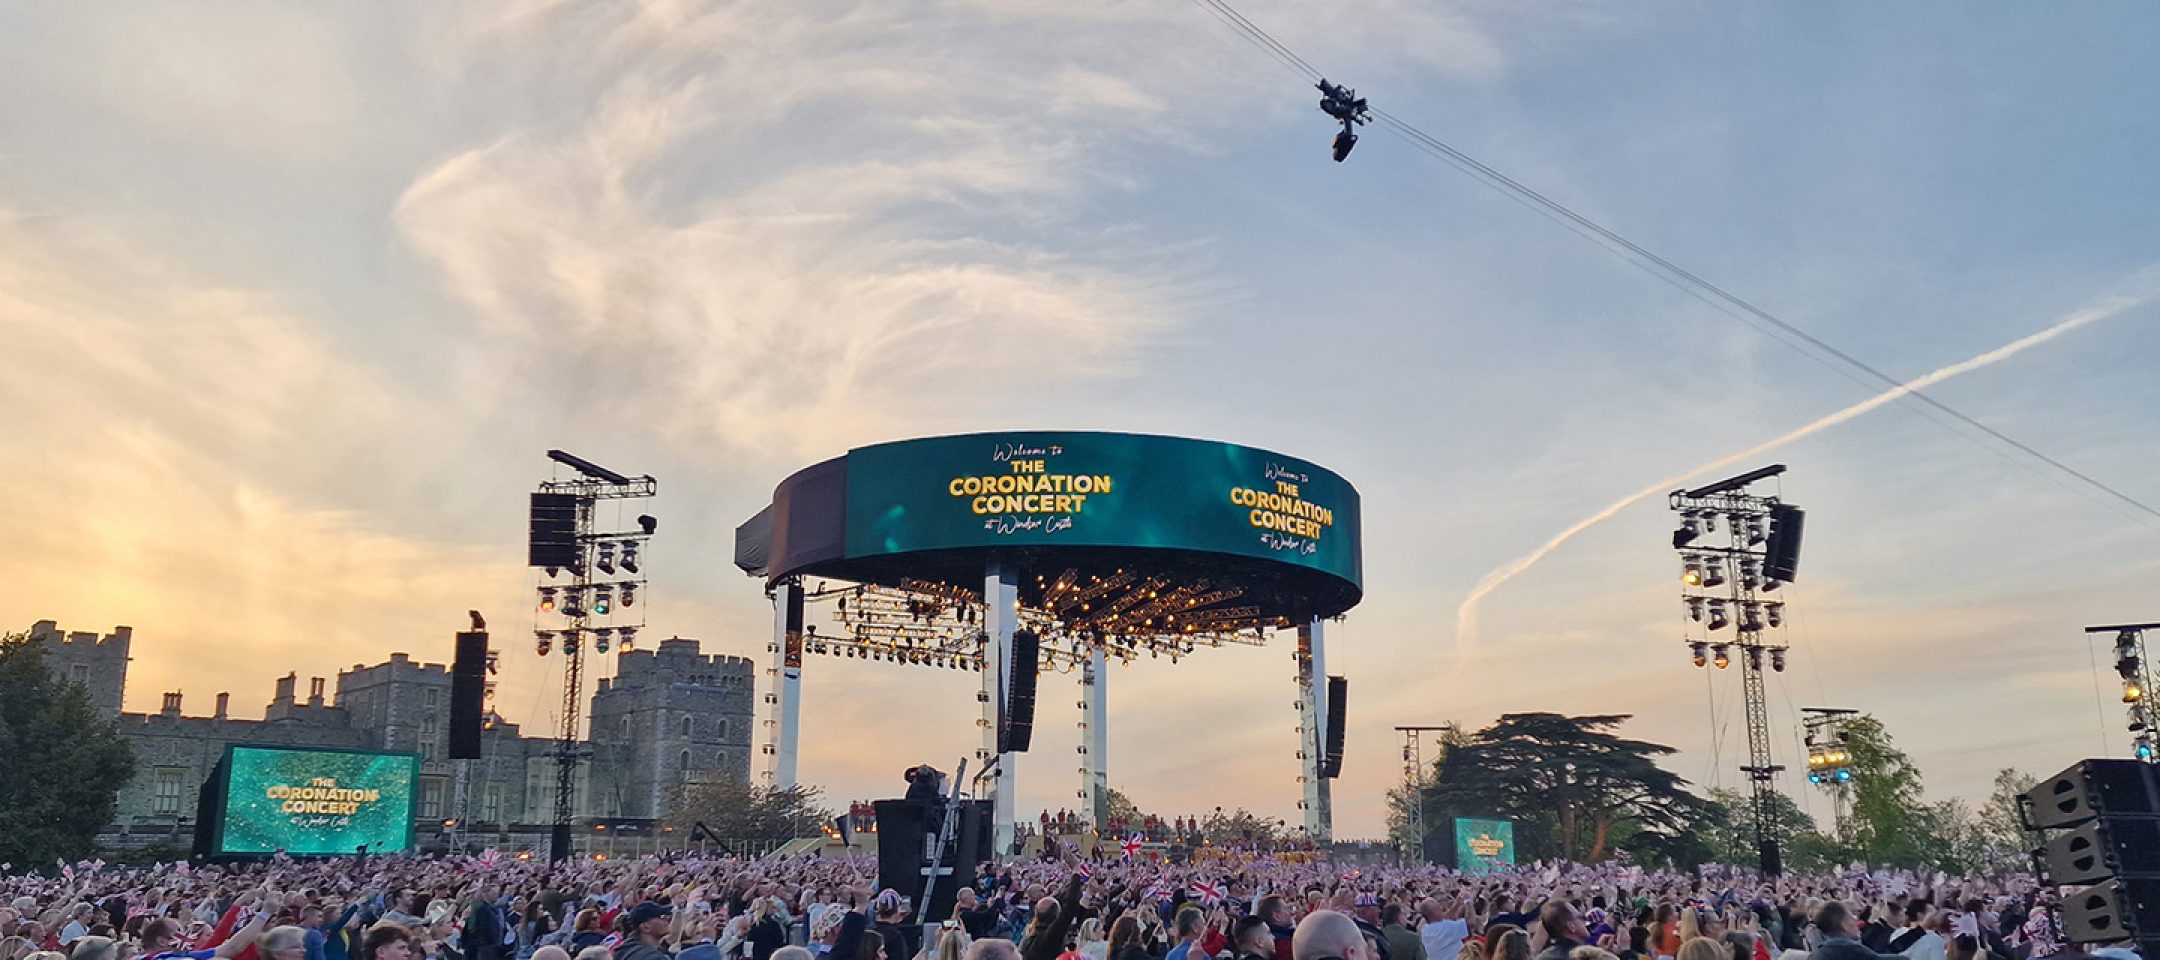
[766,579,804,789]
[1082,643,1109,828]
[984,562,1019,854]
[1298,619,1334,844]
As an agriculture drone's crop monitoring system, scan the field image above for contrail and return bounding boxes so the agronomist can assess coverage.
[1452,288,2154,664]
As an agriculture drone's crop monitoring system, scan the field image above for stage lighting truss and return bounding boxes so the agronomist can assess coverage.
[1671,488,1789,672]
[1801,708,1859,786]
[805,569,1281,673]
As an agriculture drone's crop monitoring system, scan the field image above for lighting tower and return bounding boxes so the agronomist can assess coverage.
[2087,622,2160,761]
[1396,724,1455,863]
[527,450,655,861]
[1800,707,1859,834]
[1669,464,1804,874]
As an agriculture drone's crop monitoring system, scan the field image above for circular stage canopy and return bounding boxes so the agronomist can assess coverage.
[736,431,1362,633]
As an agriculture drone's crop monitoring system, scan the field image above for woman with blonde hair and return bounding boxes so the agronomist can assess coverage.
[1457,939,1488,960]
[1074,919,1107,960]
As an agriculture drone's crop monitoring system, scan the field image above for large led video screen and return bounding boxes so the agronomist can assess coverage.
[843,432,1362,588]
[1454,817,1515,875]
[214,745,419,856]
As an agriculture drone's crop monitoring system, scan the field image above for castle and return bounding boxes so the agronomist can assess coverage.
[27,620,756,853]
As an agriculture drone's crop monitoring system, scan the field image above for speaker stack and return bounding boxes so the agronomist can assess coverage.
[448,630,489,760]
[873,799,993,924]
[2023,759,2160,952]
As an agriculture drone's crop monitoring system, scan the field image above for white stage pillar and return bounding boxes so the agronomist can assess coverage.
[1082,643,1109,827]
[765,580,804,788]
[1298,619,1334,843]
[984,563,1019,854]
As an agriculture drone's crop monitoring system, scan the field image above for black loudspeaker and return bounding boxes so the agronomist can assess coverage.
[1759,838,1784,877]
[2023,759,2160,830]
[2041,818,2160,885]
[2060,877,2160,945]
[448,631,487,760]
[528,493,580,568]
[874,799,931,896]
[1321,676,1347,778]
[874,799,989,924]
[1764,504,1805,582]
[1000,631,1039,753]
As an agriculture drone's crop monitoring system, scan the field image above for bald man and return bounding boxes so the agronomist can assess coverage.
[1293,910,1374,960]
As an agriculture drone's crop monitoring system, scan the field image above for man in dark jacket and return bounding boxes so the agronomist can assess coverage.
[462,885,510,960]
[1810,903,1896,960]
[1531,904,1584,960]
[616,902,677,960]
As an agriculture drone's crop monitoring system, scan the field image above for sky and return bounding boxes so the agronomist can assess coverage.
[4,1,2159,839]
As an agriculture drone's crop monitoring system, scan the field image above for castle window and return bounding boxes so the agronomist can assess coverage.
[152,767,186,815]
[420,779,444,818]
[679,749,691,781]
[680,716,692,738]
[716,718,728,740]
[483,784,504,823]
[71,664,90,684]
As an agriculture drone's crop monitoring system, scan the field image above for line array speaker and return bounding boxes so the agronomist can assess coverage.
[528,493,580,568]
[1764,503,1805,582]
[448,631,488,760]
[1000,630,1039,754]
[1321,675,1347,778]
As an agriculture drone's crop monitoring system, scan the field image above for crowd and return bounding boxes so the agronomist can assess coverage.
[0,846,2118,960]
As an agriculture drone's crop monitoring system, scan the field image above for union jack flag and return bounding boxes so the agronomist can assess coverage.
[1121,834,1143,858]
[1189,881,1223,906]
[1143,884,1171,902]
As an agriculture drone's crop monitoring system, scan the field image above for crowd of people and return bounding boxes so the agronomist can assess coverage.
[0,845,2120,960]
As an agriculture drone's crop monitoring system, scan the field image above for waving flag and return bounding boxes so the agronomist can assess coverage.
[1121,835,1143,858]
[1143,884,1171,902]
[479,849,501,868]
[1190,881,1224,907]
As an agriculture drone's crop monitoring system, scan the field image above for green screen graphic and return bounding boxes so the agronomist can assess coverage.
[844,432,1361,587]
[217,746,418,856]
[1454,817,1515,874]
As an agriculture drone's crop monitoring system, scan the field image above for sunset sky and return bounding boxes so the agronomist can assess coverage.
[5,2,2159,837]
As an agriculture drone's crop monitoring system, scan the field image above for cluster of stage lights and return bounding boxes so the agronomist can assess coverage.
[1673,504,1790,673]
[810,575,1276,673]
[1805,745,1854,784]
[534,626,638,657]
[2113,629,2155,761]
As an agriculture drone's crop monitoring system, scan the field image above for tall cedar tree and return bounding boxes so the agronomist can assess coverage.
[0,632,136,863]
[1422,713,1711,863]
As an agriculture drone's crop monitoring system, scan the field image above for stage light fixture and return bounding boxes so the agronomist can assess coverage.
[539,588,557,612]
[2129,707,2148,734]
[638,515,657,535]
[619,627,637,651]
[2125,680,2145,704]
[1687,598,1706,622]
[1808,771,1823,784]
[1746,646,1764,671]
[2139,736,2157,761]
[592,587,612,616]
[594,629,612,654]
[1673,517,1701,549]
[620,585,636,607]
[1712,644,1731,669]
[1690,641,1708,667]
[1834,768,1852,783]
[1770,648,1787,672]
[535,632,553,656]
[620,542,640,573]
[1707,601,1730,631]
[1760,578,1780,594]
[1682,557,1705,586]
[596,545,616,574]
[1701,558,1726,588]
[1766,602,1784,628]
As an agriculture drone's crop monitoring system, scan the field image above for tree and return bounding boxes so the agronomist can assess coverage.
[1420,713,1712,863]
[1826,715,1935,867]
[0,632,135,864]
[662,778,832,844]
[1701,787,1816,866]
[1980,768,2041,857]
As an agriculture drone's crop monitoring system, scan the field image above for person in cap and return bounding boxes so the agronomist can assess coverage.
[616,903,677,960]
